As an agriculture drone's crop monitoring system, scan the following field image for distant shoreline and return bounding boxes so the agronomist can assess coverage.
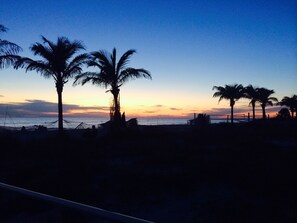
[0,117,229,129]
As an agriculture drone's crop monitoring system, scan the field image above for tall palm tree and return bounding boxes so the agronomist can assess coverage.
[15,36,88,132]
[279,95,297,118]
[243,85,259,121]
[0,24,22,69]
[213,84,244,124]
[74,48,151,126]
[256,87,278,119]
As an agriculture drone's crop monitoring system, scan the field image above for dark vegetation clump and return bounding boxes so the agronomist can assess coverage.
[0,120,297,222]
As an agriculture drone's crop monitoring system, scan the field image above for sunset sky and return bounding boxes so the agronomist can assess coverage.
[1,0,296,119]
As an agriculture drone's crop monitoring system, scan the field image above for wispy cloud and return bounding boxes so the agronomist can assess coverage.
[0,100,110,117]
[202,105,282,118]
[170,107,182,111]
[144,110,159,114]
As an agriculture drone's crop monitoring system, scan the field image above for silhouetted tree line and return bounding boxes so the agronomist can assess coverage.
[0,24,151,132]
[213,84,297,123]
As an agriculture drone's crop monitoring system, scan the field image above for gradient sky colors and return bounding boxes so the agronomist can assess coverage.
[1,0,296,119]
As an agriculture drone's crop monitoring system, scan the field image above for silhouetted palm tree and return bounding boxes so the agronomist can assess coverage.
[256,88,278,119]
[213,84,244,124]
[0,25,22,68]
[279,95,297,118]
[15,36,88,132]
[243,85,259,121]
[74,48,151,125]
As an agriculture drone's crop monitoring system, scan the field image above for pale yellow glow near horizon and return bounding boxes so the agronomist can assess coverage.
[0,94,279,118]
[1,77,280,119]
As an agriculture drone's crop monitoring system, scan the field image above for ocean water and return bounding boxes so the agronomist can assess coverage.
[0,117,226,129]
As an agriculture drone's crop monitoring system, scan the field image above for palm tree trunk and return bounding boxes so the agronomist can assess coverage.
[114,92,120,114]
[230,99,235,124]
[290,109,294,119]
[58,91,63,132]
[262,104,266,119]
[231,105,234,124]
[56,81,63,133]
[252,102,255,121]
[111,88,121,125]
[111,88,120,114]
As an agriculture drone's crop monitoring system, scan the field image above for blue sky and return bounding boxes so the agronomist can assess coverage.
[0,0,296,118]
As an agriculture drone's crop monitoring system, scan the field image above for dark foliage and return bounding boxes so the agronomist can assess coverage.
[0,24,22,69]
[0,121,297,222]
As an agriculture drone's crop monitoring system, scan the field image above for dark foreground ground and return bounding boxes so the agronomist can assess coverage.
[0,120,297,222]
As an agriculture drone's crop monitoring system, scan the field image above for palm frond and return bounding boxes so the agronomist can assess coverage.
[212,91,222,98]
[218,95,225,103]
[64,53,89,78]
[0,40,22,55]
[26,61,53,79]
[243,85,260,106]
[118,68,151,85]
[0,55,21,69]
[91,50,112,67]
[73,72,91,86]
[213,86,225,100]
[61,38,85,60]
[41,36,55,49]
[243,85,258,98]
[73,72,107,87]
[0,25,22,68]
[27,36,86,81]
[269,97,278,102]
[87,60,102,68]
[256,87,278,107]
[14,57,35,69]
[91,50,114,77]
[30,42,53,61]
[111,48,117,69]
[280,95,297,107]
[14,56,53,79]
[213,84,244,103]
[117,49,136,74]
[67,53,89,68]
[0,25,8,33]
[212,86,224,92]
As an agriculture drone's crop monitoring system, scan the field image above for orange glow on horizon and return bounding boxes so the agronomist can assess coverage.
[0,90,281,119]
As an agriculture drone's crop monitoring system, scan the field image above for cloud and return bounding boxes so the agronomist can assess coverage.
[201,105,282,118]
[140,104,164,114]
[0,100,110,117]
[144,110,159,114]
[170,107,182,111]
[0,95,3,97]
[265,106,283,114]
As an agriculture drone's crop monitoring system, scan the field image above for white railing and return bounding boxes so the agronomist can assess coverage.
[0,182,154,223]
